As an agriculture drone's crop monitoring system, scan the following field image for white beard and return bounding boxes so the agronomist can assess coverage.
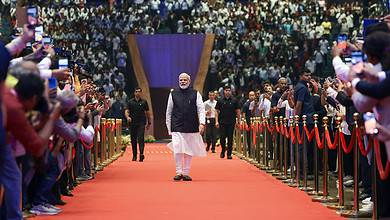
[179,84,190,89]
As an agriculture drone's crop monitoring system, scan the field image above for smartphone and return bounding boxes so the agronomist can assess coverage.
[363,112,378,135]
[351,51,364,74]
[42,36,51,46]
[48,77,57,90]
[58,59,68,69]
[337,34,348,49]
[27,6,38,26]
[34,25,43,42]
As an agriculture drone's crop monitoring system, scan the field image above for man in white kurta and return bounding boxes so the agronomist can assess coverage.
[166,73,206,181]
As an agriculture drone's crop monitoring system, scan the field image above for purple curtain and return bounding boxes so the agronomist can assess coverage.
[135,34,205,88]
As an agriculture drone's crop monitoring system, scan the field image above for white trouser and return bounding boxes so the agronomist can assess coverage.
[174,153,192,175]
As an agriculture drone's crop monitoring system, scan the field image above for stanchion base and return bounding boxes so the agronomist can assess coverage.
[275,175,288,180]
[265,169,277,174]
[311,196,338,203]
[254,163,262,168]
[339,210,372,218]
[259,166,272,171]
[96,166,104,171]
[307,191,323,196]
[282,178,295,184]
[299,186,314,192]
[326,203,346,210]
[287,183,299,188]
[271,172,283,176]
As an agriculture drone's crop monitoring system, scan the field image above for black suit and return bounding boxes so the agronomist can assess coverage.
[355,71,390,99]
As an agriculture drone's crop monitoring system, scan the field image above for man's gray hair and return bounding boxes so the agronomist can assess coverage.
[179,72,191,80]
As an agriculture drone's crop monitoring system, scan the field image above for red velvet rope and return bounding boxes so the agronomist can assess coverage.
[324,129,338,150]
[266,123,274,133]
[304,126,315,142]
[81,139,94,149]
[111,123,116,132]
[285,125,290,139]
[314,127,324,149]
[280,124,285,136]
[295,125,305,145]
[356,129,372,156]
[258,123,263,133]
[339,128,356,154]
[374,138,390,180]
[290,126,295,144]
[275,124,280,133]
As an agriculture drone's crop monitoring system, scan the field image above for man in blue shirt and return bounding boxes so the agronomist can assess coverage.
[293,69,315,177]
[294,69,314,124]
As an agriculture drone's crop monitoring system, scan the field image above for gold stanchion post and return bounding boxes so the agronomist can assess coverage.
[312,117,338,203]
[307,114,322,196]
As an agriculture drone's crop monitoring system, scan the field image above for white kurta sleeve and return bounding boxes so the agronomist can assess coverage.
[38,57,53,79]
[166,92,174,135]
[333,56,350,82]
[351,91,378,113]
[197,92,206,125]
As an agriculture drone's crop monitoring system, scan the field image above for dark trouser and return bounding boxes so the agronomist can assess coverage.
[220,124,235,156]
[131,124,145,158]
[84,148,91,176]
[0,145,22,220]
[246,128,251,155]
[360,151,371,195]
[75,141,84,177]
[298,124,314,175]
[33,153,60,205]
[206,118,217,151]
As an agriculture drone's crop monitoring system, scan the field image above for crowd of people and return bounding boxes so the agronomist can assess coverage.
[202,16,390,216]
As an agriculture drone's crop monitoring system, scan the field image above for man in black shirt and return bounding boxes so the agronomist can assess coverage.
[125,88,151,162]
[215,86,241,159]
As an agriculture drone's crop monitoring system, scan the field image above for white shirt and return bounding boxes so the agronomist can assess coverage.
[259,98,271,117]
[204,99,217,118]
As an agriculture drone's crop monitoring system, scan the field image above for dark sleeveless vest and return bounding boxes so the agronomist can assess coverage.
[171,88,199,133]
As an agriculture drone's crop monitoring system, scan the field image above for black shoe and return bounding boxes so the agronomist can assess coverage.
[359,193,371,200]
[55,199,67,206]
[139,155,145,162]
[182,175,192,181]
[206,146,210,152]
[211,149,216,153]
[220,153,225,158]
[173,174,183,181]
[62,190,74,197]
[227,155,232,160]
[132,156,137,161]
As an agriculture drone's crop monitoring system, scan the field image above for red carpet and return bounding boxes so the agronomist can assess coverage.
[37,143,342,220]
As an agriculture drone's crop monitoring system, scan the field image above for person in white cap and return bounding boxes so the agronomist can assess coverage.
[166,73,206,181]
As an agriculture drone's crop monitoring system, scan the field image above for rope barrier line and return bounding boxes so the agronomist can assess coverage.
[356,128,372,157]
[339,129,355,154]
[373,138,390,180]
[324,129,338,150]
